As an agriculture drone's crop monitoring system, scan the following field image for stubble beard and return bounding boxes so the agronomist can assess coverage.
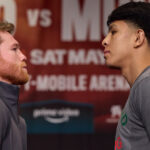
[0,58,29,85]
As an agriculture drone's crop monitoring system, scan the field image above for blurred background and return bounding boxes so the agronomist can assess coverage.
[2,0,145,149]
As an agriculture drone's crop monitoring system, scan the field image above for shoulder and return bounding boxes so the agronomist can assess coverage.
[129,76,150,110]
[132,76,150,112]
[0,99,10,122]
[129,71,150,95]
[19,116,27,128]
[0,99,10,138]
[134,76,150,93]
[19,116,27,136]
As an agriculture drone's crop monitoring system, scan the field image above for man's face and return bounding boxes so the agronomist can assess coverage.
[102,20,137,68]
[0,32,29,85]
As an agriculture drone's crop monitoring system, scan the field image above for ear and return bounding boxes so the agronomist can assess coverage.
[134,29,145,48]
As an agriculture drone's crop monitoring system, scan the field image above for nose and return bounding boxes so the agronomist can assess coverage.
[18,49,27,61]
[102,37,108,47]
[102,34,110,48]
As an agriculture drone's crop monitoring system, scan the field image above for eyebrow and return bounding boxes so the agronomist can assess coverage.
[12,43,20,48]
[108,24,117,32]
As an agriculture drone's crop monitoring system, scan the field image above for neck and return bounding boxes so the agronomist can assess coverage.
[121,58,150,87]
[120,40,150,87]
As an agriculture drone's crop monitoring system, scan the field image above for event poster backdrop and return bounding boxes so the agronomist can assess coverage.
[1,0,148,149]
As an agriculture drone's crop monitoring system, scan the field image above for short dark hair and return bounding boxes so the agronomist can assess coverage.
[107,2,150,43]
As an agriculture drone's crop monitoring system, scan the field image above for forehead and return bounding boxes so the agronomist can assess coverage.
[109,21,126,29]
[0,31,18,45]
[108,20,136,31]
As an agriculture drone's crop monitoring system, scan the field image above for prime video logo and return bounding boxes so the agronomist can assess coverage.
[33,108,80,124]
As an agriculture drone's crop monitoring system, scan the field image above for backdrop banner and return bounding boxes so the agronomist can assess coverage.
[0,0,144,149]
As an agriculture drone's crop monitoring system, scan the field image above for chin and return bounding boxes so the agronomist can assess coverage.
[105,60,114,67]
[16,78,29,85]
[105,61,121,70]
[15,74,29,85]
[6,72,29,85]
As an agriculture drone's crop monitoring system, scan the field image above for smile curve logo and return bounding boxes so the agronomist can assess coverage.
[33,108,80,124]
[44,116,69,124]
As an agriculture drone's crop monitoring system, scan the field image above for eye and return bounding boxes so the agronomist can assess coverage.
[111,30,117,35]
[12,47,17,51]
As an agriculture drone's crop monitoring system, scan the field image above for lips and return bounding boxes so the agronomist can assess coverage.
[23,66,27,69]
[104,50,110,55]
[22,64,28,70]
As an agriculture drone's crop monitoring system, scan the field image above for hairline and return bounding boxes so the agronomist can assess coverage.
[0,31,14,44]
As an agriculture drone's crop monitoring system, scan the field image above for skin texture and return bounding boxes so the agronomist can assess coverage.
[102,20,150,87]
[102,20,137,68]
[0,31,29,85]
